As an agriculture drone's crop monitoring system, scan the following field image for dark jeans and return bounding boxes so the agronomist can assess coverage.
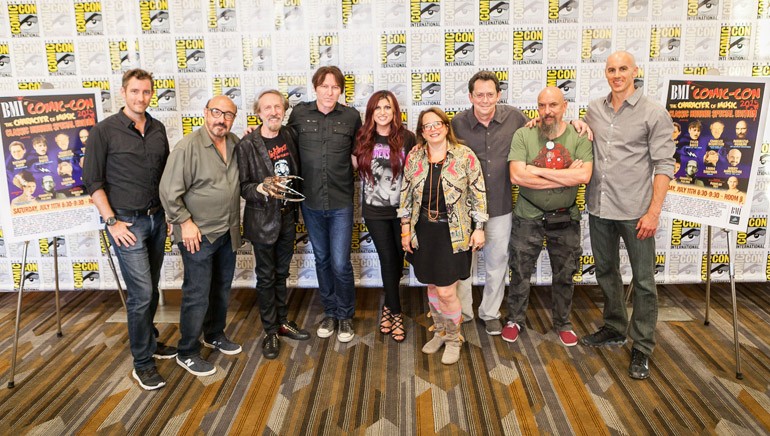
[107,209,166,370]
[253,212,295,334]
[365,217,404,314]
[301,204,355,320]
[177,233,236,358]
[507,216,581,331]
[589,214,658,355]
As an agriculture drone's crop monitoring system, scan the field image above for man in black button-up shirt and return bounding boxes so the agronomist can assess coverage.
[287,66,362,343]
[83,69,172,391]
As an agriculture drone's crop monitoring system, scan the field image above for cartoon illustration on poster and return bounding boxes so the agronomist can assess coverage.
[663,76,770,231]
[0,89,103,242]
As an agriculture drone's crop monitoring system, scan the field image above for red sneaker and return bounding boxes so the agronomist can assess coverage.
[558,330,578,347]
[501,322,520,343]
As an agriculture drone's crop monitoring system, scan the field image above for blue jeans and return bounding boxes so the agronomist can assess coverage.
[301,204,355,319]
[177,233,236,358]
[589,214,658,355]
[107,210,166,370]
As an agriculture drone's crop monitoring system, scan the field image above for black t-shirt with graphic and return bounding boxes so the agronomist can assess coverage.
[361,132,415,220]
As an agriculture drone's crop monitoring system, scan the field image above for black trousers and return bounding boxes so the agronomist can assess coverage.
[365,217,404,313]
[253,212,296,334]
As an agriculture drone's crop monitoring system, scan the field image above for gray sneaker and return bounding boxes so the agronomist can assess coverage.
[132,367,165,390]
[152,342,178,359]
[484,318,503,336]
[337,319,355,343]
[317,316,337,338]
[176,355,216,377]
[203,337,242,355]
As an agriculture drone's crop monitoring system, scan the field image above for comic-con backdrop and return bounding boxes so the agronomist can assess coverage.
[0,0,769,291]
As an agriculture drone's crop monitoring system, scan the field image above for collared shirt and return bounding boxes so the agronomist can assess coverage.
[398,142,488,253]
[83,109,169,210]
[287,101,362,210]
[159,127,241,250]
[584,88,675,220]
[451,104,527,217]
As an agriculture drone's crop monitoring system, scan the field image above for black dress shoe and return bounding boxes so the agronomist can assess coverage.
[262,333,280,360]
[629,348,650,379]
[278,321,311,341]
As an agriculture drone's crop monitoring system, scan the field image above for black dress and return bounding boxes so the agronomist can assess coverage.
[406,161,472,286]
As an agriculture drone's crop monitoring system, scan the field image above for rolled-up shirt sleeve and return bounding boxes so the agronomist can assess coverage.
[648,108,676,179]
[159,147,192,224]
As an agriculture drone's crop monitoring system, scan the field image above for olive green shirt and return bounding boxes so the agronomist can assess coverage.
[160,127,241,250]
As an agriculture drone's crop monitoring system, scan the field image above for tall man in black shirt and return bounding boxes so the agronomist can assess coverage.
[83,69,173,391]
[287,66,362,343]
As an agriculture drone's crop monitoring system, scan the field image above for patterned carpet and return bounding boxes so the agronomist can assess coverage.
[1,282,770,435]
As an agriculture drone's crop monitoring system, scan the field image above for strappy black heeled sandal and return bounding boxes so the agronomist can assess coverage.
[390,312,405,343]
[380,306,393,335]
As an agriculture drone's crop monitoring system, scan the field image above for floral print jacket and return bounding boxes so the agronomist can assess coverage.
[397,141,488,253]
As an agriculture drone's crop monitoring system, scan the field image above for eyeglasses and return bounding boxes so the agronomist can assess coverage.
[422,121,445,131]
[207,107,236,121]
[472,92,498,100]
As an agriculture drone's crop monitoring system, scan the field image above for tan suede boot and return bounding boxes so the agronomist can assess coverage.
[422,305,445,354]
[441,319,464,365]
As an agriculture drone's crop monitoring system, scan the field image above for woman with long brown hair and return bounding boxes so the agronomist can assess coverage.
[398,107,487,364]
[355,90,416,342]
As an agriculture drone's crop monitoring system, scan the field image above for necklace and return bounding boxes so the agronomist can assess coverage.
[427,145,446,222]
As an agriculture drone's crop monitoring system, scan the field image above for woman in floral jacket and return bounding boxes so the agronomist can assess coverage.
[398,107,487,365]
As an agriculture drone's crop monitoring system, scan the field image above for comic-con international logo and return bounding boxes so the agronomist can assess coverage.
[176,37,206,73]
[8,2,39,37]
[45,40,76,76]
[547,0,579,23]
[753,63,770,77]
[411,70,441,106]
[109,39,140,73]
[687,0,718,19]
[479,0,509,25]
[670,219,702,249]
[573,254,594,283]
[83,78,110,104]
[617,0,648,20]
[343,72,374,107]
[310,34,339,68]
[649,25,681,62]
[546,67,576,102]
[242,35,271,71]
[0,43,11,77]
[149,77,176,111]
[12,262,38,289]
[444,30,474,66]
[74,1,103,35]
[73,261,99,289]
[410,0,440,27]
[380,32,407,68]
[277,74,307,107]
[139,0,170,34]
[737,217,767,249]
[491,69,509,103]
[213,75,241,108]
[719,25,750,60]
[181,114,204,136]
[512,28,543,64]
[701,253,729,281]
[581,28,612,63]
[342,0,372,29]
[208,0,236,32]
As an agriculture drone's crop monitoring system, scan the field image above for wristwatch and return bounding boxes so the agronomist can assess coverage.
[106,216,117,226]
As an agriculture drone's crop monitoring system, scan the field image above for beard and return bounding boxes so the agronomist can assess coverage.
[539,117,558,138]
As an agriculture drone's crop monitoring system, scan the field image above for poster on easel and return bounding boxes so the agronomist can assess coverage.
[662,76,770,231]
[0,89,104,242]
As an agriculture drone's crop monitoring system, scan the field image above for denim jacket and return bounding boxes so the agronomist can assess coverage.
[398,141,488,253]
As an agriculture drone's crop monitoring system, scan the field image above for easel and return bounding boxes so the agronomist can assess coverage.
[7,231,127,388]
[703,226,743,379]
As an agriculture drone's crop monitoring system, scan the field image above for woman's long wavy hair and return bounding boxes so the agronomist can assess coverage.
[355,91,407,184]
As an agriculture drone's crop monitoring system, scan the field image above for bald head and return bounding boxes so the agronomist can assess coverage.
[605,50,638,96]
[538,86,565,103]
[538,86,568,137]
[204,95,237,139]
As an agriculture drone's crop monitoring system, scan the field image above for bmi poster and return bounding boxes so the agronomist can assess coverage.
[0,89,103,242]
[663,76,770,232]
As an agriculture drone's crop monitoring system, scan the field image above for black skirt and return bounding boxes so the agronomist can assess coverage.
[406,217,472,287]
